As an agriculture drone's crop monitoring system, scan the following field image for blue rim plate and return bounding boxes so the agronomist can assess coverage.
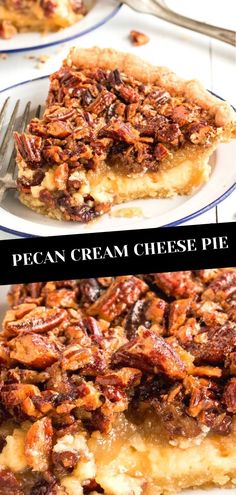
[0,1,121,53]
[0,183,235,239]
[0,76,235,238]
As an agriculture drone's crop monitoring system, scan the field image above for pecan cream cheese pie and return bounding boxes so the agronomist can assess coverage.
[14,47,236,223]
[0,269,236,494]
[0,0,86,39]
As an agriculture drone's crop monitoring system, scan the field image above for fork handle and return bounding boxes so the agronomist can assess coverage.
[145,1,235,46]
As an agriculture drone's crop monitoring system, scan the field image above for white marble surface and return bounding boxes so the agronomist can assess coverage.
[0,0,235,239]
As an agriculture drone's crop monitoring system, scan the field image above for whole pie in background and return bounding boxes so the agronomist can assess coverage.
[14,47,236,223]
[0,0,87,39]
[0,269,235,493]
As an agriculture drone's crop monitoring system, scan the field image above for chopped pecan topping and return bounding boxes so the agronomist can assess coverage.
[31,479,67,495]
[0,269,235,492]
[83,479,104,493]
[172,105,193,126]
[52,450,79,476]
[70,0,86,14]
[202,269,236,302]
[153,401,201,438]
[193,322,236,364]
[3,306,67,336]
[155,123,181,146]
[25,417,53,471]
[0,20,17,39]
[88,276,148,321]
[54,163,69,190]
[168,299,192,334]
[0,342,12,367]
[186,122,213,144]
[0,470,23,495]
[96,367,141,388]
[47,121,72,138]
[87,89,116,114]
[152,271,202,299]
[9,334,60,369]
[112,329,186,379]
[40,0,57,16]
[14,133,42,166]
[223,378,236,413]
[61,343,106,375]
[45,107,76,121]
[114,84,140,103]
[1,383,41,413]
[154,143,169,160]
[129,30,150,46]
[100,121,139,144]
[17,169,45,189]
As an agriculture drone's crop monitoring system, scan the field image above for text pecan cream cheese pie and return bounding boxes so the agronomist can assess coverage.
[14,47,236,223]
[0,269,236,494]
[0,0,86,39]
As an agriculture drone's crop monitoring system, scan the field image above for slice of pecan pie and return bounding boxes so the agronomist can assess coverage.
[0,0,86,39]
[0,269,236,494]
[14,47,236,222]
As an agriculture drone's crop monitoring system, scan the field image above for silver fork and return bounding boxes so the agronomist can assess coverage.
[0,100,41,203]
[123,0,236,46]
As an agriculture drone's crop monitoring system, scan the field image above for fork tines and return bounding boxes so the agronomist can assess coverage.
[0,99,41,203]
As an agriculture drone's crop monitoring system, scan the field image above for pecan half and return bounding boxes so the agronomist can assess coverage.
[129,30,150,46]
[47,121,72,138]
[100,121,139,144]
[1,383,41,410]
[87,89,116,114]
[40,0,57,16]
[202,269,236,302]
[154,143,169,160]
[156,123,182,146]
[45,107,76,121]
[88,276,148,321]
[153,271,202,299]
[4,307,67,336]
[112,329,186,379]
[62,343,106,375]
[25,417,53,471]
[14,133,42,165]
[9,334,60,369]
[0,470,23,495]
[194,322,236,364]
[96,367,141,388]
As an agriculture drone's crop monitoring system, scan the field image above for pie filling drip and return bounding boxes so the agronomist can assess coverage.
[0,269,235,493]
[14,63,220,222]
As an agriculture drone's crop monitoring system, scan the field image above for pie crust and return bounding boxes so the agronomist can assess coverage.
[14,47,236,222]
[0,269,236,494]
[0,0,86,39]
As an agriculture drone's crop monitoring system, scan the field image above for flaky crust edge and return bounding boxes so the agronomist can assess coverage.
[66,47,236,132]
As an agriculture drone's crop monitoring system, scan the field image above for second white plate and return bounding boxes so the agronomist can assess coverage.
[0,0,120,53]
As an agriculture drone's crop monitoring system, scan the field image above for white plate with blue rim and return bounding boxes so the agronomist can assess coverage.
[0,0,121,53]
[0,75,235,238]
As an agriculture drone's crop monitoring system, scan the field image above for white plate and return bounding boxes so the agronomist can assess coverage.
[0,76,235,238]
[0,284,234,495]
[0,0,120,53]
